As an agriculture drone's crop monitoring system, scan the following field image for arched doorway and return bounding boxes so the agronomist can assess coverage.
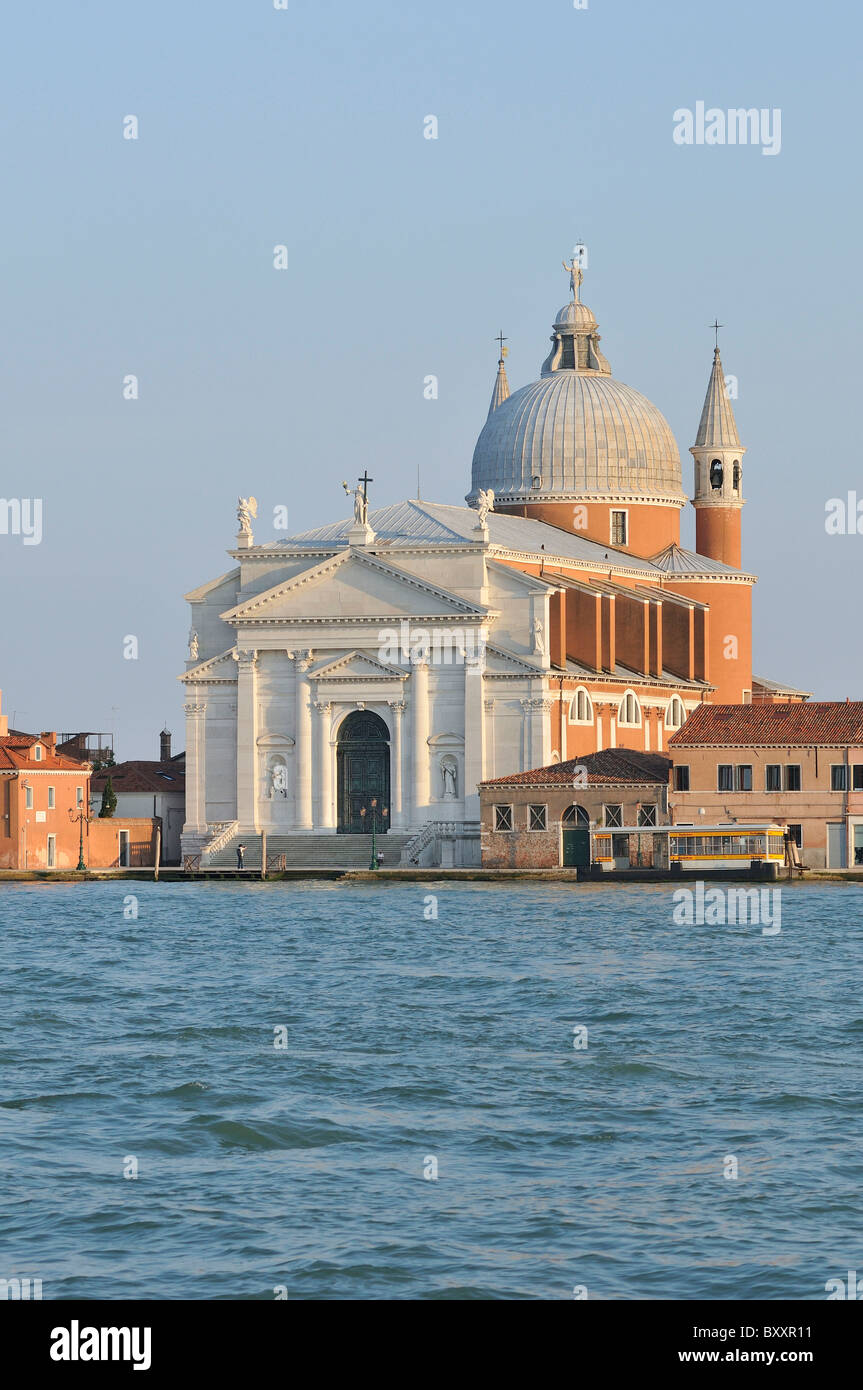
[561,803,590,868]
[336,710,390,834]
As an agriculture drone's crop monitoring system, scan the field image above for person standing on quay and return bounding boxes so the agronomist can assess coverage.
[237,844,246,871]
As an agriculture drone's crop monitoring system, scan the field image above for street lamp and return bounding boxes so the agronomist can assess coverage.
[68,802,89,872]
[366,797,388,870]
[21,780,31,869]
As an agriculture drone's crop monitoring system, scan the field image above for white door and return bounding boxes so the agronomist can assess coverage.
[827,822,847,869]
[47,835,56,868]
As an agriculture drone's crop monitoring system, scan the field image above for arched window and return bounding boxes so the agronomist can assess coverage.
[562,804,589,825]
[570,687,593,724]
[665,695,686,729]
[732,461,741,492]
[710,459,723,490]
[618,691,641,727]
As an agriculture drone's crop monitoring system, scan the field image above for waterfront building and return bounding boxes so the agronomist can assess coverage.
[180,261,805,868]
[668,702,863,869]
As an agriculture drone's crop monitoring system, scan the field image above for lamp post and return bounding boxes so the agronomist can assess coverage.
[68,802,89,872]
[365,797,388,870]
[21,780,31,869]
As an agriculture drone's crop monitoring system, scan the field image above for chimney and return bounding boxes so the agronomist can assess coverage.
[160,728,172,762]
[40,731,57,751]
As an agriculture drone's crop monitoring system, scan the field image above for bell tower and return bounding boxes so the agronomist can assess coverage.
[691,338,746,568]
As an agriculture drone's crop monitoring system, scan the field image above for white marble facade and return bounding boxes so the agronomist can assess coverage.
[180,502,553,859]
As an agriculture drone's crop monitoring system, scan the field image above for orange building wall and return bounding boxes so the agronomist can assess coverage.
[496,500,681,555]
[662,580,752,704]
[695,507,743,569]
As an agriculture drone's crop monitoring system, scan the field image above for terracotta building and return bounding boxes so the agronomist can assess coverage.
[0,692,160,871]
[668,703,863,869]
[480,749,671,868]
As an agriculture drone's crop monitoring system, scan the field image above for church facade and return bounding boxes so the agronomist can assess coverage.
[180,262,796,867]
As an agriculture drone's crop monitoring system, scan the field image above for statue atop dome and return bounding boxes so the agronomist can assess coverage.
[562,255,584,302]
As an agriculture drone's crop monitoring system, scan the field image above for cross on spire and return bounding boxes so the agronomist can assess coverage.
[710,319,724,349]
[495,329,508,361]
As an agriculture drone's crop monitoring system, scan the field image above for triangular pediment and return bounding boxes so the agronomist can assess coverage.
[483,643,543,674]
[220,549,489,624]
[179,648,238,684]
[310,650,408,682]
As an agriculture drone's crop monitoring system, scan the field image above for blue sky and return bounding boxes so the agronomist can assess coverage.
[1,0,860,755]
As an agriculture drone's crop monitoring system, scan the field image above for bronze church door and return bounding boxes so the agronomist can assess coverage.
[336,710,390,834]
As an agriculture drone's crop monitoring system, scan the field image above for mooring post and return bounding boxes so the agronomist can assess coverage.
[261,830,267,880]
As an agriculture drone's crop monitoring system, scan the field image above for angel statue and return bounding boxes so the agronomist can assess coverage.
[188,628,199,661]
[476,488,495,526]
[237,495,258,536]
[342,479,367,526]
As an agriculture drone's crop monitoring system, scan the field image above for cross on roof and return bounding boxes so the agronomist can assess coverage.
[710,319,724,349]
[358,470,373,502]
[495,329,508,361]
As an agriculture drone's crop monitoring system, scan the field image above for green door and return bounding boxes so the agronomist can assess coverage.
[562,828,590,867]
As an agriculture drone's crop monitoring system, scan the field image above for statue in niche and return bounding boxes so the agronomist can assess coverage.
[188,628,199,661]
[532,617,545,657]
[269,762,288,799]
[441,758,458,800]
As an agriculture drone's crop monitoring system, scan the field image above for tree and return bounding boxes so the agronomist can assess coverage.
[99,777,117,819]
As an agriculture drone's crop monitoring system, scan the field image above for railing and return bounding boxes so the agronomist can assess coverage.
[202,820,238,860]
[400,821,479,866]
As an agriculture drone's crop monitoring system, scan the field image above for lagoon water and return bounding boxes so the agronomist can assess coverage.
[1,879,861,1300]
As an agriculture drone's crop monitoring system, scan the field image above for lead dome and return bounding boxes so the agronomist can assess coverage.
[469,276,686,504]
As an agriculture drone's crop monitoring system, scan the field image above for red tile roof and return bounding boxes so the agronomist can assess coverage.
[669,702,863,748]
[90,760,185,793]
[0,733,91,772]
[481,749,672,787]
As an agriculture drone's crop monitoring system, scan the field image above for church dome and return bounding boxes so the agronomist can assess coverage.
[469,276,686,504]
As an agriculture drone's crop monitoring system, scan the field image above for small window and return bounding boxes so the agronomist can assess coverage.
[785,765,801,791]
[47,786,55,809]
[25,785,34,809]
[611,510,628,546]
[618,691,641,727]
[853,766,863,791]
[33,745,43,761]
[665,696,685,729]
[604,804,622,827]
[531,475,542,489]
[673,765,690,791]
[717,764,733,792]
[76,786,84,806]
[787,824,803,848]
[528,804,547,832]
[638,805,657,827]
[765,765,782,791]
[737,765,752,791]
[831,765,847,791]
[494,805,513,832]
[710,459,723,490]
[571,688,593,724]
